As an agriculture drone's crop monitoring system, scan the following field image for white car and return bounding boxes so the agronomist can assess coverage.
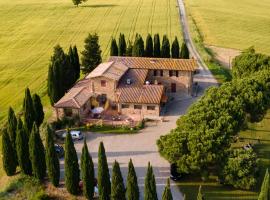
[62,130,83,140]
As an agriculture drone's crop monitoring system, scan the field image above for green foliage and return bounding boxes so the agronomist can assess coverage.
[180,42,189,59]
[81,33,102,74]
[81,139,95,199]
[31,190,51,200]
[171,37,180,58]
[2,128,17,176]
[29,123,46,180]
[45,126,60,187]
[258,169,269,200]
[153,34,161,57]
[111,160,126,200]
[64,131,80,195]
[32,94,44,128]
[161,35,170,58]
[162,179,173,200]
[23,88,35,132]
[145,34,153,57]
[132,34,144,57]
[72,45,81,81]
[197,185,204,200]
[110,38,119,56]
[126,41,133,57]
[144,163,158,200]
[98,142,111,200]
[7,107,17,155]
[126,159,139,200]
[16,118,32,175]
[118,33,127,56]
[72,0,82,6]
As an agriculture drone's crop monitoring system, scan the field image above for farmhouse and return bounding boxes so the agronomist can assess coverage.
[54,56,197,122]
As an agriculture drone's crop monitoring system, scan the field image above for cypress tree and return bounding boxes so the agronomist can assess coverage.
[7,107,17,156]
[23,87,35,132]
[197,185,204,200]
[16,118,32,175]
[32,93,44,128]
[111,160,126,200]
[81,138,95,199]
[126,41,133,57]
[126,159,139,200]
[180,42,189,59]
[145,34,153,57]
[72,45,80,81]
[144,162,158,200]
[65,131,80,195]
[153,34,161,57]
[118,33,127,56]
[110,38,119,56]
[258,169,269,200]
[45,125,60,187]
[161,35,170,58]
[171,37,180,58]
[132,34,144,57]
[2,129,17,176]
[98,142,111,200]
[162,179,173,200]
[81,33,102,74]
[68,46,76,86]
[29,123,46,180]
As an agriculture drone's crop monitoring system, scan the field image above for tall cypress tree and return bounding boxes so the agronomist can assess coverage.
[68,46,76,86]
[81,138,95,199]
[7,107,17,155]
[118,33,127,56]
[111,161,126,200]
[72,45,80,81]
[180,42,189,59]
[144,162,158,200]
[110,38,119,56]
[145,34,154,57]
[162,179,173,200]
[23,88,35,132]
[197,185,204,200]
[98,142,111,200]
[81,33,102,74]
[153,34,161,57]
[171,37,180,58]
[65,132,80,195]
[126,41,133,57]
[32,93,44,128]
[16,118,32,175]
[29,123,46,180]
[258,169,269,200]
[132,34,144,57]
[126,159,139,200]
[161,35,170,58]
[45,126,60,187]
[2,128,17,176]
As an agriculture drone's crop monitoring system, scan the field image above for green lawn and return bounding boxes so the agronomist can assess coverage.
[185,0,270,54]
[0,0,182,124]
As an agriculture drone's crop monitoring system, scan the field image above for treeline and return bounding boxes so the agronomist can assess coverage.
[110,33,189,59]
[157,48,270,190]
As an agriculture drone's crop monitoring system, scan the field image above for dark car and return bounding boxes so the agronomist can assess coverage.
[170,163,182,181]
[54,144,64,158]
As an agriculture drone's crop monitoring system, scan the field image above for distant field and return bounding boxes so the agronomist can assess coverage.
[0,0,182,123]
[185,0,270,54]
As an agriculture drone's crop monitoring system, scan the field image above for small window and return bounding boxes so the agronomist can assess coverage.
[122,104,129,109]
[64,108,72,117]
[175,71,179,77]
[160,70,163,76]
[169,70,173,77]
[134,105,142,110]
[153,70,157,76]
[101,80,106,87]
[147,106,156,110]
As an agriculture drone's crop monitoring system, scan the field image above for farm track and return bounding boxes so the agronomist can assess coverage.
[128,0,143,41]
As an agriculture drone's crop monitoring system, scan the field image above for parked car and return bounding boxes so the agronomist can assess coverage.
[62,130,83,140]
[54,144,64,158]
[170,163,182,181]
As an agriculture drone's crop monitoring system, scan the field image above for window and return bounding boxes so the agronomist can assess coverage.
[101,80,106,87]
[175,71,179,77]
[64,108,73,117]
[122,104,129,109]
[153,70,157,76]
[147,106,156,110]
[134,105,142,110]
[160,70,163,76]
[169,70,173,77]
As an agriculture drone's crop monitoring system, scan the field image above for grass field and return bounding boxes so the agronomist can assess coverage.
[0,0,182,124]
[185,0,270,54]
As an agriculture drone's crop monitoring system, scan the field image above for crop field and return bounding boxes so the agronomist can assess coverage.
[0,0,182,123]
[185,0,270,54]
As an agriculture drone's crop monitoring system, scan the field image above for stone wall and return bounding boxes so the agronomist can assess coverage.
[119,103,160,118]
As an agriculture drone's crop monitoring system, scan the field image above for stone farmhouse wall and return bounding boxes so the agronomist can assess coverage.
[119,103,160,118]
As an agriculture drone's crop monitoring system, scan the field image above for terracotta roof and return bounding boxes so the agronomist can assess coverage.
[109,56,197,71]
[86,61,129,81]
[116,85,164,104]
[118,68,148,87]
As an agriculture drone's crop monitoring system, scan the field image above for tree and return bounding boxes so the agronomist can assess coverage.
[145,34,153,57]
[64,131,80,195]
[197,185,204,200]
[132,34,144,57]
[29,123,46,180]
[7,107,17,153]
[45,126,60,187]
[81,33,102,74]
[2,129,17,176]
[72,45,81,81]
[144,162,158,200]
[118,33,127,56]
[81,138,95,199]
[258,169,269,200]
[23,87,35,132]
[162,179,173,200]
[32,94,44,128]
[16,118,32,175]
[72,0,82,7]
[153,34,161,57]
[126,41,133,57]
[111,161,126,200]
[110,38,119,56]
[161,35,170,58]
[171,37,180,58]
[98,142,111,200]
[180,42,189,59]
[126,159,139,200]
